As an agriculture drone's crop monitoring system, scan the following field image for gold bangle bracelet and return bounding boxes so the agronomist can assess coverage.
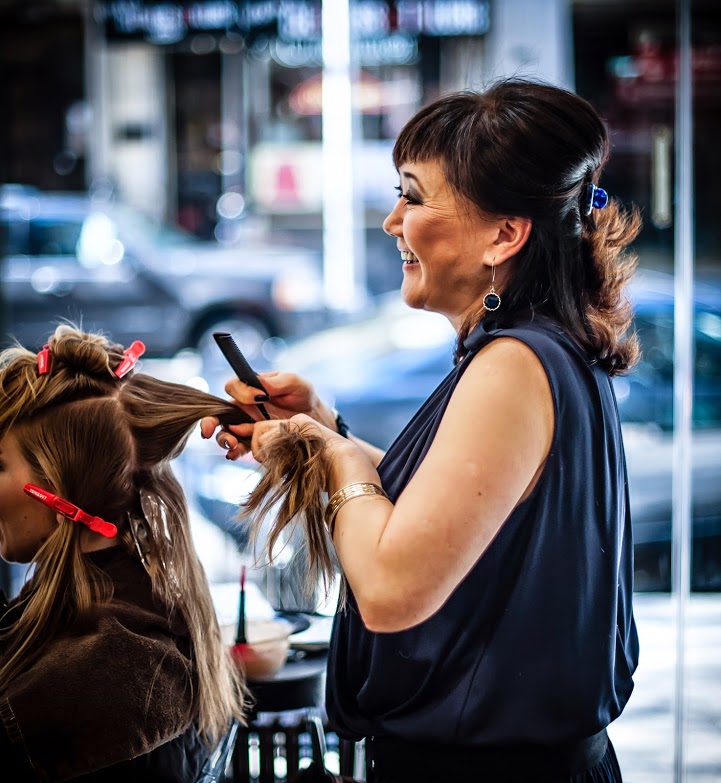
[325,482,389,537]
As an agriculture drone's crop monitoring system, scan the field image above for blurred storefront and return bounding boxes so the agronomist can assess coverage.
[2,1,719,294]
[2,0,578,295]
[574,0,720,276]
[91,0,503,294]
[0,1,87,192]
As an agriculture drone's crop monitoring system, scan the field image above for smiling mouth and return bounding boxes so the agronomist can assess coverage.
[400,250,419,264]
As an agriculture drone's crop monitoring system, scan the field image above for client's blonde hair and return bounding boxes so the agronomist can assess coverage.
[0,325,248,743]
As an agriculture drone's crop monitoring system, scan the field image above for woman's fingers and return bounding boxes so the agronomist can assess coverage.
[251,420,281,461]
[221,370,321,422]
[225,441,247,460]
[200,415,220,439]
[218,422,254,460]
[206,404,335,464]
[255,372,319,414]
[216,430,235,450]
[249,419,299,462]
[253,415,326,454]
[225,377,267,406]
[202,415,247,440]
[223,414,347,463]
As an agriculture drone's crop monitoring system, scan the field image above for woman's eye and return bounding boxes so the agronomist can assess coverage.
[394,186,419,204]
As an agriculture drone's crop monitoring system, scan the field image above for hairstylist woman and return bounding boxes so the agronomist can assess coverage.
[204,78,640,783]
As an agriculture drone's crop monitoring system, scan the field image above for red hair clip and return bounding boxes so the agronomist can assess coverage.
[37,344,52,375]
[23,484,118,538]
[114,340,146,379]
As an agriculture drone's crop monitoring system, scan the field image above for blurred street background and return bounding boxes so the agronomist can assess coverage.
[1,0,719,780]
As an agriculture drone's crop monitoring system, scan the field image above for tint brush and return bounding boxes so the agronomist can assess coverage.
[235,565,247,647]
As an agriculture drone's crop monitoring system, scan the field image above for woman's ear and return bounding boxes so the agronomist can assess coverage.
[488,217,532,266]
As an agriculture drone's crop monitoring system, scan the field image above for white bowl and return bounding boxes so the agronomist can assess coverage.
[221,619,292,680]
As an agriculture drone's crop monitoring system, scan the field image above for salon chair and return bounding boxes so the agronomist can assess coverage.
[231,654,329,782]
[196,719,240,783]
[204,657,359,781]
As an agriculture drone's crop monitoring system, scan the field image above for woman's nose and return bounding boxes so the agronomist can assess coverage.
[382,200,402,237]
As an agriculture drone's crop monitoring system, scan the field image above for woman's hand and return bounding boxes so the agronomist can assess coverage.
[200,371,338,459]
[250,413,347,464]
[228,370,324,418]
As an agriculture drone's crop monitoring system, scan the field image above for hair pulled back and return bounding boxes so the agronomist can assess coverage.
[393,78,641,374]
[0,325,249,741]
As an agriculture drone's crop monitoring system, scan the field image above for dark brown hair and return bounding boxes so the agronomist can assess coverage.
[393,79,641,374]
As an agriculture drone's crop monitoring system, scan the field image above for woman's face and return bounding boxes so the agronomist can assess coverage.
[382,158,498,328]
[0,433,56,563]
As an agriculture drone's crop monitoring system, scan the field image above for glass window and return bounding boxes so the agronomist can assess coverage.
[26,218,83,256]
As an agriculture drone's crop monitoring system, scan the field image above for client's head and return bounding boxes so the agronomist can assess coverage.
[0,324,249,739]
[0,326,248,564]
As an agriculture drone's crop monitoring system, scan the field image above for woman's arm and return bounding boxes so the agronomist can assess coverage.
[310,337,554,632]
[347,432,386,468]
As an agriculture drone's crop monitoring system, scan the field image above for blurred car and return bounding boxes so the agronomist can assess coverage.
[0,184,326,362]
[256,269,720,592]
[279,294,457,446]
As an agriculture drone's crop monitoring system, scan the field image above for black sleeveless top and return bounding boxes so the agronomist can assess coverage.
[326,316,639,746]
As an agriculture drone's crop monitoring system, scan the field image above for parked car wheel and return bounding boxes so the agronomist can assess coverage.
[0,185,325,359]
[194,311,272,369]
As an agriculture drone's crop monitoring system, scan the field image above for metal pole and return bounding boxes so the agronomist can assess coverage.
[220,46,245,199]
[321,0,365,311]
[84,0,108,187]
[672,0,694,781]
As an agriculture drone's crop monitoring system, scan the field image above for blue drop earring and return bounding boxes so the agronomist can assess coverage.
[483,262,501,312]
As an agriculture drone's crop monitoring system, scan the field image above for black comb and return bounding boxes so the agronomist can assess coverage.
[213,332,271,420]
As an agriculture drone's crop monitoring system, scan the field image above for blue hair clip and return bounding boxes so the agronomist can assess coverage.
[584,183,609,216]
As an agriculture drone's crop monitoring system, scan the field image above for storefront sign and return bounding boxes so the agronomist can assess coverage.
[271,33,418,68]
[609,42,721,106]
[276,0,490,39]
[288,71,420,114]
[249,140,398,213]
[97,1,490,44]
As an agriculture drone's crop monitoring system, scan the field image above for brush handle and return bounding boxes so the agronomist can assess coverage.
[236,566,247,645]
[235,594,246,645]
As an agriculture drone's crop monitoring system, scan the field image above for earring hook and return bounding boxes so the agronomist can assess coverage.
[483,259,501,312]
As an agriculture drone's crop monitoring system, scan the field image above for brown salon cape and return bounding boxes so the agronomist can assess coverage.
[0,547,198,781]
